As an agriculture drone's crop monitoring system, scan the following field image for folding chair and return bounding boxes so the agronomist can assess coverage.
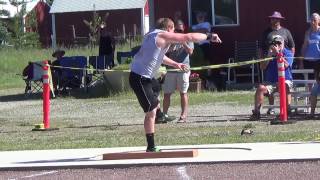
[58,56,88,94]
[88,55,114,86]
[227,41,261,84]
[23,61,44,96]
[116,51,135,64]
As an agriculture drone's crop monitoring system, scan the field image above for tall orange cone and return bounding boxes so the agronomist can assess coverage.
[32,60,59,131]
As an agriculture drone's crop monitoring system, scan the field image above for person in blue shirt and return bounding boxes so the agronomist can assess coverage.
[250,35,293,120]
[300,13,320,78]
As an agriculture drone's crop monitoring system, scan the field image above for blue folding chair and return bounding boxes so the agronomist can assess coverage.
[116,46,140,64]
[88,55,115,86]
[58,56,88,93]
[89,55,114,70]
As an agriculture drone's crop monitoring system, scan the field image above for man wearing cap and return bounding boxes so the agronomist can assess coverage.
[260,11,295,115]
[250,35,293,120]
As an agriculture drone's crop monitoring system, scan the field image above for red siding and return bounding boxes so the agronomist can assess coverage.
[54,9,142,45]
[154,0,188,26]
[154,0,309,65]
[25,1,52,47]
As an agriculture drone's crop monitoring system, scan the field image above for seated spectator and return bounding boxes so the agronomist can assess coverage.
[22,62,33,91]
[51,49,65,92]
[309,62,320,118]
[191,11,211,58]
[250,35,293,120]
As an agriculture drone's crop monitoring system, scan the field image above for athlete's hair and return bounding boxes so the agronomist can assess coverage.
[155,18,174,31]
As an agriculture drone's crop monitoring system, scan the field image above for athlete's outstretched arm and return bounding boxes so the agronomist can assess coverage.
[157,32,221,48]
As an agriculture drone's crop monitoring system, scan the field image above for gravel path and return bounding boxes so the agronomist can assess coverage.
[0,89,254,127]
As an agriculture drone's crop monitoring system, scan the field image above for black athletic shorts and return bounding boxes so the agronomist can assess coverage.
[129,72,160,113]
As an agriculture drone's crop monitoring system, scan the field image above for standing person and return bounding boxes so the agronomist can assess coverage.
[99,22,115,69]
[250,35,293,120]
[261,11,295,56]
[51,49,65,93]
[162,20,194,123]
[129,18,221,152]
[309,63,320,118]
[302,13,320,118]
[260,11,295,115]
[300,13,320,77]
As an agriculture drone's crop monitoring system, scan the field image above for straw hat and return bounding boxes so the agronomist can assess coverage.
[52,49,65,58]
[268,11,285,19]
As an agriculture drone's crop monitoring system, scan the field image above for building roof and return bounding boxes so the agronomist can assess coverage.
[50,0,147,14]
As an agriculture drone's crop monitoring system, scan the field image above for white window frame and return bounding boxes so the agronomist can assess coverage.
[306,0,320,22]
[187,0,240,27]
[306,0,311,22]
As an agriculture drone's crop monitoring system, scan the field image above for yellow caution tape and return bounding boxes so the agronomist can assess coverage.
[49,56,308,73]
[47,65,55,97]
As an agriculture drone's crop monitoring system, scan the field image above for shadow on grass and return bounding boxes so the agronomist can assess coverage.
[0,93,42,102]
[189,113,320,123]
[0,82,128,102]
[65,123,144,129]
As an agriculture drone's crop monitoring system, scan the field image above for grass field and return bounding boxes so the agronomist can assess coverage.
[1,47,320,152]
[0,41,140,90]
[1,88,320,151]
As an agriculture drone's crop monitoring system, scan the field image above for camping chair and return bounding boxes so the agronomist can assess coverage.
[58,56,88,94]
[227,41,261,84]
[116,46,140,64]
[23,61,44,96]
[88,55,114,86]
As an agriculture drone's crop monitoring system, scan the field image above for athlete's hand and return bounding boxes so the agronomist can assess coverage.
[176,63,189,72]
[210,33,222,43]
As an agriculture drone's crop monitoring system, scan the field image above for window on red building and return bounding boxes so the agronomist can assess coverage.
[189,0,239,27]
[306,0,320,21]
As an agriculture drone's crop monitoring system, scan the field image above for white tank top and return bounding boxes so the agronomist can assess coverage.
[130,29,169,78]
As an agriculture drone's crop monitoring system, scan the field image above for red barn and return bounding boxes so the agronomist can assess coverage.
[50,0,149,48]
[150,0,320,66]
[25,0,51,47]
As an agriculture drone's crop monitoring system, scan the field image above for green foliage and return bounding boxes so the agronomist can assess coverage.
[0,22,10,44]
[6,1,41,48]
[112,64,130,71]
[243,123,255,129]
[25,10,38,32]
[83,11,109,47]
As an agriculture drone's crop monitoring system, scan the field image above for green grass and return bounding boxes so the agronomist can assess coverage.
[0,119,319,151]
[1,89,320,151]
[1,46,320,151]
[0,40,140,90]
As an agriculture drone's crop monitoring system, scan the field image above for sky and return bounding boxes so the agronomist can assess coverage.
[1,0,39,17]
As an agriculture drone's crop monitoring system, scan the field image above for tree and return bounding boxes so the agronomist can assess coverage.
[0,0,10,44]
[83,11,109,48]
[7,0,40,48]
[0,0,10,17]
